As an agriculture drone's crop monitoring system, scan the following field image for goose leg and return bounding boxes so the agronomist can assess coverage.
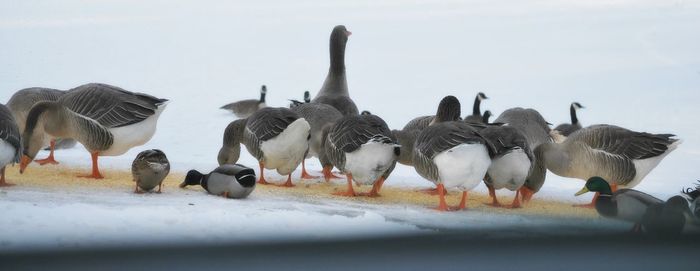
[133,180,143,194]
[455,191,468,210]
[322,165,342,182]
[300,160,318,179]
[35,140,60,165]
[157,183,162,193]
[257,162,270,185]
[78,152,103,179]
[333,173,357,197]
[519,186,535,203]
[485,185,502,207]
[277,174,295,187]
[506,190,522,209]
[0,166,15,187]
[433,183,450,211]
[361,177,385,197]
[418,187,442,195]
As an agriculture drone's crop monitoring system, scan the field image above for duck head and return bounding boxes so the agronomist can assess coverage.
[575,177,613,196]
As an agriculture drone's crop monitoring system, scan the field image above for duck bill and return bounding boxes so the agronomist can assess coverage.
[574,187,589,196]
[19,155,32,174]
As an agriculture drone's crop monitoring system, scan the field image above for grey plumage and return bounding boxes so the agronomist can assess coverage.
[463,92,488,124]
[132,149,170,192]
[291,103,343,168]
[221,85,267,118]
[601,189,664,224]
[480,125,533,191]
[554,102,584,136]
[0,104,21,163]
[180,165,256,199]
[312,25,358,116]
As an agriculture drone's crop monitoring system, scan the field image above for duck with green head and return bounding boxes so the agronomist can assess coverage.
[575,176,663,232]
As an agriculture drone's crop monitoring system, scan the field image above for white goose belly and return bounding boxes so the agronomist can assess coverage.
[344,141,396,185]
[260,118,311,176]
[102,104,166,156]
[486,149,530,191]
[0,140,17,167]
[434,143,491,191]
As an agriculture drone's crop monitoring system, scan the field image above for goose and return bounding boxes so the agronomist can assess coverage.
[539,125,681,207]
[180,164,256,199]
[553,102,584,137]
[19,83,168,179]
[575,177,663,232]
[492,108,552,203]
[323,114,399,197]
[481,110,492,124]
[220,85,267,118]
[686,183,700,225]
[218,107,310,187]
[289,90,311,108]
[131,149,170,193]
[311,25,359,116]
[6,87,77,165]
[414,120,494,211]
[480,124,533,208]
[463,92,488,123]
[291,102,343,180]
[642,195,690,236]
[0,104,21,187]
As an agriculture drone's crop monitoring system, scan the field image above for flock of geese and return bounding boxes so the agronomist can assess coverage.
[0,25,698,235]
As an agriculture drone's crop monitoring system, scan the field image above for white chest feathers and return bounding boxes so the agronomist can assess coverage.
[486,149,531,191]
[260,118,311,176]
[0,140,17,167]
[103,104,167,156]
[433,143,491,191]
[344,140,398,185]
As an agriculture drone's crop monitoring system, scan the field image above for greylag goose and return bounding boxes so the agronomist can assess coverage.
[19,83,168,178]
[220,85,267,118]
[554,102,584,137]
[463,92,488,123]
[311,25,359,116]
[180,164,256,199]
[6,87,76,165]
[540,125,680,207]
[576,177,666,232]
[218,107,310,187]
[132,149,170,193]
[323,114,399,197]
[480,124,533,208]
[291,102,343,179]
[0,104,21,186]
[492,108,551,203]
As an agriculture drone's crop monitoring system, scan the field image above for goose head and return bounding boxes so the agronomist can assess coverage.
[329,25,351,72]
[430,95,461,125]
[477,92,488,101]
[304,91,311,103]
[19,101,57,173]
[572,102,584,110]
[361,110,372,116]
[259,85,267,103]
[575,177,613,196]
[482,110,492,124]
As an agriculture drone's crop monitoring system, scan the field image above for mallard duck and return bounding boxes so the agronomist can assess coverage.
[131,149,170,193]
[480,124,533,208]
[323,114,399,197]
[6,87,76,165]
[492,108,552,203]
[539,125,680,207]
[576,177,663,232]
[180,164,256,199]
[218,107,310,187]
[311,25,358,116]
[553,102,584,137]
[0,104,21,187]
[463,92,488,123]
[291,102,343,180]
[220,85,267,118]
[19,83,168,179]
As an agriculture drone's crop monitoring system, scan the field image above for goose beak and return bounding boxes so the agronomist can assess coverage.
[574,187,589,196]
[19,155,32,174]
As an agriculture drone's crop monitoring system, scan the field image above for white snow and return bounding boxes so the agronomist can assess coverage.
[1,0,699,250]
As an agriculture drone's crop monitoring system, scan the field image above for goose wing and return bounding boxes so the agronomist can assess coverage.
[61,83,167,128]
[571,124,677,160]
[243,108,299,159]
[0,105,21,162]
[330,115,394,154]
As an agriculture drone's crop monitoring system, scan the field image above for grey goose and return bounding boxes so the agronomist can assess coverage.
[0,104,21,186]
[291,102,343,180]
[311,25,359,116]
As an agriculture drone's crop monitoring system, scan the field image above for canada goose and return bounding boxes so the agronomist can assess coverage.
[220,85,267,118]
[0,104,21,187]
[132,149,170,193]
[19,83,168,179]
[480,125,533,208]
[463,92,488,123]
[492,108,552,203]
[180,164,256,199]
[289,91,311,108]
[554,102,584,136]
[323,114,399,197]
[291,102,343,180]
[6,87,76,165]
[540,125,680,207]
[218,107,310,187]
[575,177,663,232]
[311,25,359,116]
[481,110,492,124]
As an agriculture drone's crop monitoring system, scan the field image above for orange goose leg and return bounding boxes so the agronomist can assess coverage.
[35,140,59,165]
[506,190,522,209]
[300,160,318,179]
[333,173,357,197]
[485,186,502,207]
[257,161,271,185]
[519,186,535,204]
[277,174,295,187]
[322,165,342,182]
[433,183,450,211]
[78,152,103,179]
[361,177,385,197]
[0,166,15,187]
